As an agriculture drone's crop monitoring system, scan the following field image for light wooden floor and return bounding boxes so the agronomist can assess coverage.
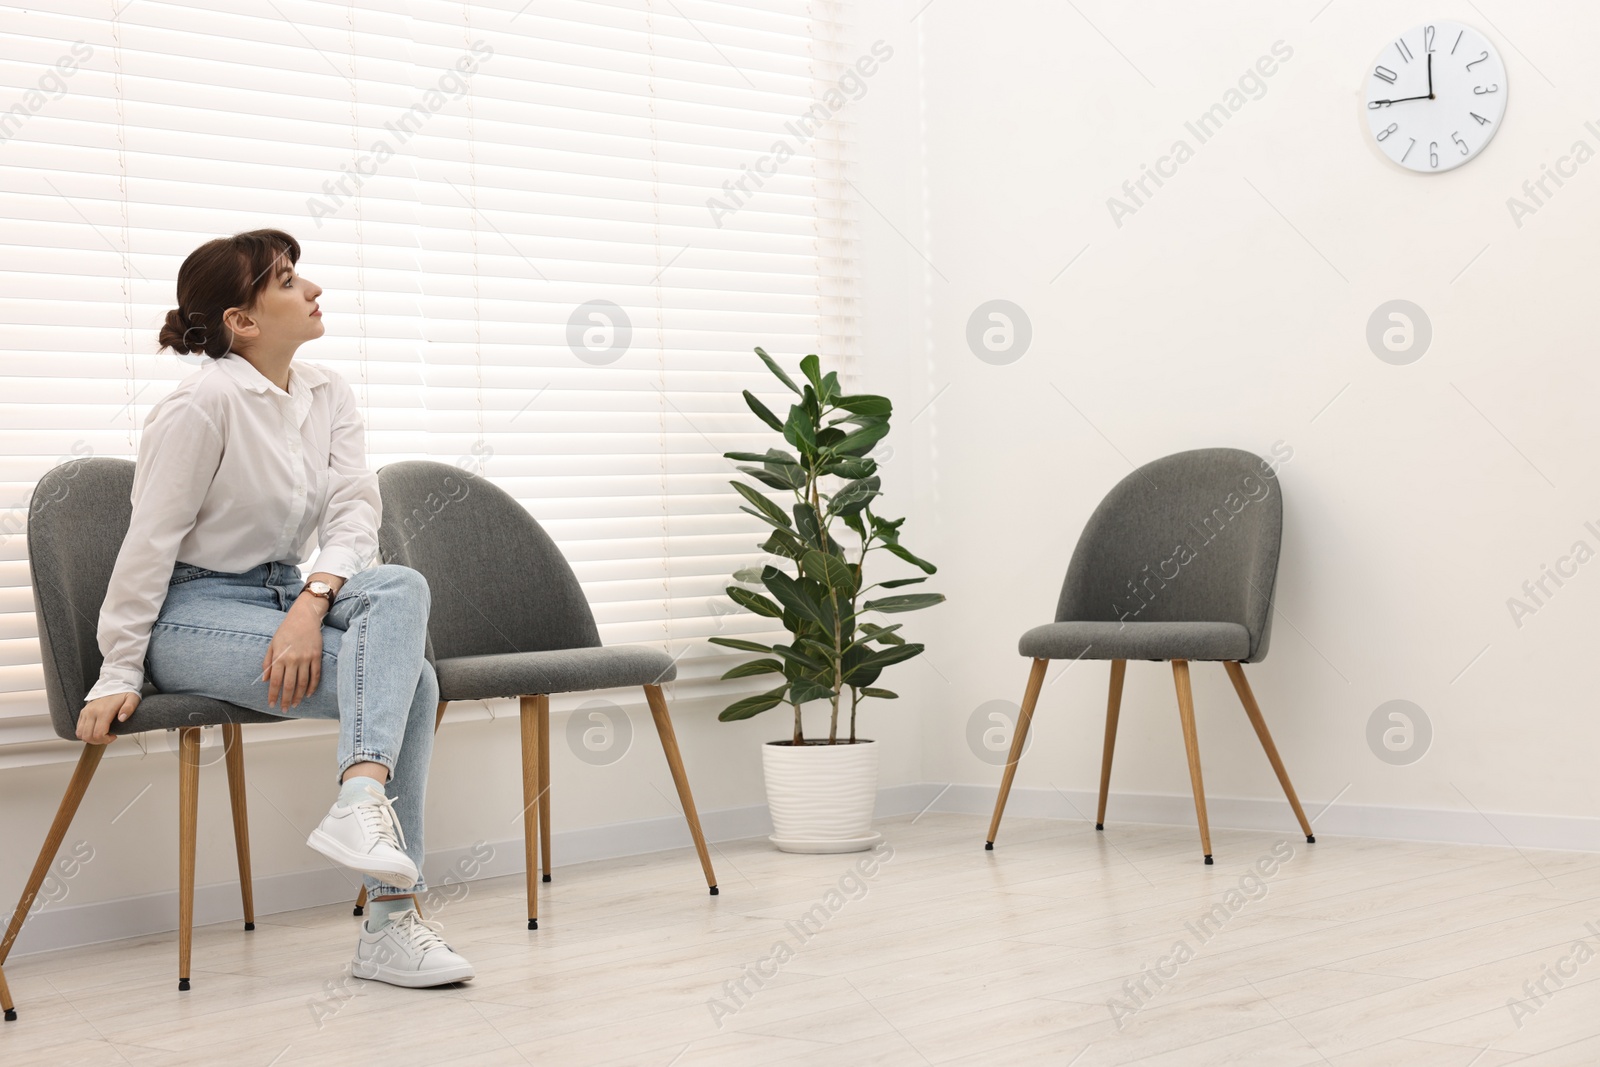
[3,813,1600,1065]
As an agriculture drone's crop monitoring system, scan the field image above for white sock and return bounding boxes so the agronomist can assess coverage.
[338,774,384,807]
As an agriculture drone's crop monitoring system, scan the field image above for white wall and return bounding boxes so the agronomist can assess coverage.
[858,0,1600,827]
[8,0,1600,952]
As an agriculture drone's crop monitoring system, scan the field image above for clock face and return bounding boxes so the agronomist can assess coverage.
[1364,21,1507,173]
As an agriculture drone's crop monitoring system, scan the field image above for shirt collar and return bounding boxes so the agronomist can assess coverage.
[215,352,329,398]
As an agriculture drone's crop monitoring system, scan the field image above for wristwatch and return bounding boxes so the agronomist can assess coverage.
[302,580,334,606]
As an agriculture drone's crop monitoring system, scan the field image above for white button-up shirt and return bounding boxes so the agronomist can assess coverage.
[84,352,382,703]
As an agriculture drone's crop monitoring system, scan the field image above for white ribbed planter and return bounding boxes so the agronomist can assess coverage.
[762,739,881,853]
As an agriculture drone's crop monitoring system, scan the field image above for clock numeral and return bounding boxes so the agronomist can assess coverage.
[1395,38,1413,62]
[1452,131,1469,155]
[1424,25,1435,53]
[1373,65,1398,84]
[1451,30,1463,54]
[1466,50,1489,71]
[1474,84,1498,94]
[1401,138,1417,163]
[1470,111,1491,126]
[1430,142,1440,168]
[1376,123,1399,142]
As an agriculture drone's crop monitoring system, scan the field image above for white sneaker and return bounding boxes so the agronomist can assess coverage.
[306,785,418,889]
[352,909,475,988]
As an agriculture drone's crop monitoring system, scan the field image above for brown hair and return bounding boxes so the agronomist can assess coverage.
[157,229,301,358]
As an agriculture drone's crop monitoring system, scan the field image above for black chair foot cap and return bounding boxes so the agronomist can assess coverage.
[542,874,551,883]
[1203,855,1214,865]
[528,918,538,930]
[709,886,719,896]
[1095,823,1104,831]
[244,922,255,931]
[352,905,364,917]
[984,841,994,850]
[4,1009,16,1021]
[178,978,191,992]
[1306,834,1316,844]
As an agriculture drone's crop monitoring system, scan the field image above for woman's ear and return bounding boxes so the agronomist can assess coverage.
[222,306,257,342]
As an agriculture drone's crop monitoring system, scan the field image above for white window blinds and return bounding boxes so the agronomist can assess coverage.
[0,0,857,766]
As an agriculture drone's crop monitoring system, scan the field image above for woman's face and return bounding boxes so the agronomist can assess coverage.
[228,255,325,353]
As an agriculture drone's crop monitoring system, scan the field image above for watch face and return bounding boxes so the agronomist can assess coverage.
[1364,21,1506,173]
[308,581,332,595]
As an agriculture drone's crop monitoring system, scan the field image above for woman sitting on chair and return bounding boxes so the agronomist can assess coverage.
[78,228,473,988]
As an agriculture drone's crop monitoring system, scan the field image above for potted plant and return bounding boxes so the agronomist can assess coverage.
[711,348,943,853]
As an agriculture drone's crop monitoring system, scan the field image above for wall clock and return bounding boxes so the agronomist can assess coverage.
[1364,21,1506,172]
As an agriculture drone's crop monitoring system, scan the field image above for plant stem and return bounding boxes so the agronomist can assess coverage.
[792,701,803,745]
[849,686,858,743]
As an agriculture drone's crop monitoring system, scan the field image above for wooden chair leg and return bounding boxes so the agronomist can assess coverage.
[519,695,544,928]
[642,685,718,894]
[0,963,13,1021]
[1171,661,1213,864]
[178,727,201,990]
[1095,660,1127,831]
[1,744,105,966]
[221,723,255,930]
[356,701,448,918]
[538,699,552,884]
[986,657,1049,849]
[1224,661,1315,843]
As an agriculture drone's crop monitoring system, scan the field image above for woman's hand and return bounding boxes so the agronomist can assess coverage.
[77,692,141,744]
[262,604,326,710]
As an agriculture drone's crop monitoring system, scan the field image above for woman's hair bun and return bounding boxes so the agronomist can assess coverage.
[158,306,191,355]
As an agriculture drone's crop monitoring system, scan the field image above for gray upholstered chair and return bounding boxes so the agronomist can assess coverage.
[4,458,274,1012]
[357,460,717,929]
[986,447,1314,864]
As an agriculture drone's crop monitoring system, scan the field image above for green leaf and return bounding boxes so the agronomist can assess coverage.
[742,391,786,433]
[721,658,785,679]
[789,679,836,705]
[731,481,792,529]
[803,549,857,598]
[761,529,805,560]
[832,457,877,480]
[771,641,829,673]
[718,685,789,721]
[784,404,817,453]
[857,622,905,646]
[755,347,802,395]
[835,394,892,416]
[799,354,824,393]
[884,542,937,574]
[708,636,775,653]
[832,419,891,457]
[762,567,831,628]
[820,370,842,404]
[863,593,946,613]
[727,586,784,618]
[843,642,925,683]
[828,476,880,517]
[876,577,927,588]
[738,466,802,492]
[793,502,822,548]
[861,687,898,699]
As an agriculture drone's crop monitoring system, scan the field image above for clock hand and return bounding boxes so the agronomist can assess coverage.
[1427,52,1433,98]
[1369,94,1431,107]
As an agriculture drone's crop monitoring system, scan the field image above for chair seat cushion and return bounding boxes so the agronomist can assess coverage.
[1018,620,1251,662]
[436,644,678,699]
[112,689,288,734]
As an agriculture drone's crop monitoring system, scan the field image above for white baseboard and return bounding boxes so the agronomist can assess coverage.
[10,782,1598,958]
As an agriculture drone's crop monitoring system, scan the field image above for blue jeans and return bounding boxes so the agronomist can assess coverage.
[145,559,438,898]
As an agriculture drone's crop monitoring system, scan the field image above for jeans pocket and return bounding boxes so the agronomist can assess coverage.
[169,563,216,586]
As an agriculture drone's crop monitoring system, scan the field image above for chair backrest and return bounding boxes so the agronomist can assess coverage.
[376,460,601,662]
[1055,447,1284,662]
[27,458,139,740]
